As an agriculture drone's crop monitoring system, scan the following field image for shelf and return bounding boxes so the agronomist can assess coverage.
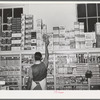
[53,48,100,54]
[56,74,85,77]
[21,64,33,66]
[56,84,88,86]
[0,75,20,76]
[89,63,100,65]
[47,76,54,78]
[47,84,54,86]
[22,85,27,86]
[0,48,100,55]
[8,85,18,87]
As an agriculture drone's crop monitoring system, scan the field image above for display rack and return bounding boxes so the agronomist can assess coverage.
[0,48,100,90]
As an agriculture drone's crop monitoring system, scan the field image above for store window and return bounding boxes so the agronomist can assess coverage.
[77,4,100,32]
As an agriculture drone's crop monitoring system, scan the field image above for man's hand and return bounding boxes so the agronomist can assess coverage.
[43,34,49,46]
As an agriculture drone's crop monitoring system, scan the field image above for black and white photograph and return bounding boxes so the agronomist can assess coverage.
[0,1,100,94]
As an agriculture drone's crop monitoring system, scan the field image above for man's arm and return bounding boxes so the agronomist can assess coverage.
[26,67,33,90]
[43,35,49,68]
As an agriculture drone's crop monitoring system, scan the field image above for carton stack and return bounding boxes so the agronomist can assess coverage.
[0,16,2,51]
[85,32,96,48]
[53,27,59,51]
[74,22,80,49]
[21,14,25,50]
[59,26,66,50]
[95,22,100,47]
[11,33,22,51]
[69,30,75,49]
[7,17,12,31]
[65,31,71,50]
[12,18,21,33]
[21,14,33,50]
[1,17,12,51]
[11,17,21,51]
[7,18,12,51]
[36,19,43,51]
[24,15,33,50]
[31,31,37,51]
[74,22,85,49]
[1,32,6,51]
[79,22,84,33]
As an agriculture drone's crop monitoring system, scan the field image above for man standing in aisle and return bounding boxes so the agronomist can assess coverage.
[27,34,49,90]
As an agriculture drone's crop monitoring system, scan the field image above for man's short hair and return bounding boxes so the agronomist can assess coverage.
[34,52,42,61]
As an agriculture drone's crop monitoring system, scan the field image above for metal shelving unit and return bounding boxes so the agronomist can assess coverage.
[0,48,100,90]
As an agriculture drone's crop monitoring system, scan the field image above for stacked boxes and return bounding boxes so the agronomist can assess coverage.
[24,15,33,50]
[0,16,2,35]
[96,35,100,48]
[95,22,100,47]
[1,32,12,51]
[74,22,80,35]
[1,17,12,51]
[85,32,96,48]
[36,19,43,51]
[79,22,84,32]
[69,30,75,49]
[0,16,2,50]
[12,18,21,33]
[24,29,31,50]
[7,17,22,51]
[65,30,75,50]
[53,27,59,50]
[21,14,25,50]
[11,33,22,51]
[21,14,33,50]
[95,22,100,35]
[59,26,66,50]
[7,17,12,31]
[31,31,37,50]
[65,31,71,49]
[74,22,85,49]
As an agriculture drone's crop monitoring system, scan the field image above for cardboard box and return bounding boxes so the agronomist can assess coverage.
[12,33,22,37]
[85,40,93,48]
[85,32,96,40]
[11,47,21,51]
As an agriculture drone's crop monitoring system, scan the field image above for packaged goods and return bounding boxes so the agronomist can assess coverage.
[12,33,22,37]
[74,22,80,30]
[85,40,93,48]
[53,27,59,34]
[96,34,100,47]
[95,22,100,35]
[37,33,42,40]
[59,26,66,34]
[79,22,84,32]
[85,32,96,40]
